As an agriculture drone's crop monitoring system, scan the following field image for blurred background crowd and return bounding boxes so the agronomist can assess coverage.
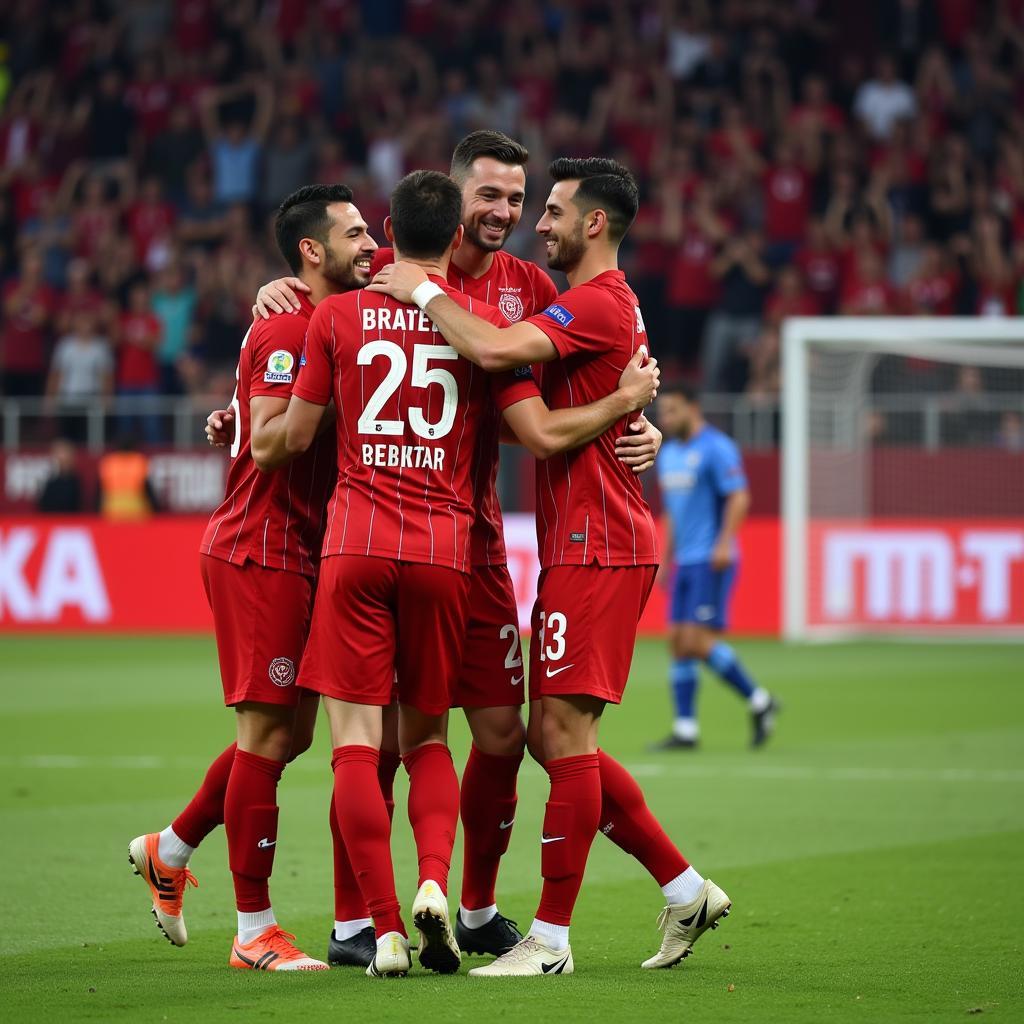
[2,0,1024,445]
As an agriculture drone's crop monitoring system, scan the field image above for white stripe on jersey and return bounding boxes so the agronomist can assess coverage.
[597,459,610,565]
[204,494,234,555]
[395,322,407,560]
[262,517,269,566]
[450,349,475,570]
[361,294,379,557]
[303,439,321,577]
[558,361,575,564]
[228,477,259,563]
[282,460,294,571]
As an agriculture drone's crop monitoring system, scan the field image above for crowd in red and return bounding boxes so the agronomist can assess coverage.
[2,0,1024,426]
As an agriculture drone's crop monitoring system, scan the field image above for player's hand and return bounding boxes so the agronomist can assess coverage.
[615,415,662,474]
[366,261,430,304]
[205,408,234,447]
[617,347,660,411]
[711,540,732,572]
[252,277,311,320]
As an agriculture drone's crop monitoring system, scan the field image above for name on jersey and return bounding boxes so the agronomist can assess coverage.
[362,443,446,470]
[362,307,439,333]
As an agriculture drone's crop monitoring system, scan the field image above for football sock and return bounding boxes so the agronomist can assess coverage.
[403,742,460,893]
[334,917,372,941]
[459,903,498,929]
[332,745,404,938]
[597,750,690,885]
[237,907,277,946]
[170,742,236,851]
[749,687,772,713]
[529,918,570,951]
[224,749,284,914]
[673,716,699,741]
[670,658,699,719]
[157,826,195,869]
[662,866,706,905]
[706,642,757,700]
[330,748,402,922]
[535,753,602,927]
[459,744,523,912]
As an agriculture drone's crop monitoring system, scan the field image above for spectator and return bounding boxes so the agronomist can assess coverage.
[764,265,820,327]
[45,309,114,441]
[198,79,273,207]
[98,437,158,520]
[1,247,55,397]
[840,249,898,315]
[260,118,313,215]
[703,229,771,391]
[151,262,196,395]
[116,282,163,443]
[854,54,917,140]
[762,137,815,260]
[125,176,176,272]
[37,439,85,513]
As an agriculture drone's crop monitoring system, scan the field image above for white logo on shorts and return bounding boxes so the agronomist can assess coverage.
[695,605,715,621]
[268,657,295,687]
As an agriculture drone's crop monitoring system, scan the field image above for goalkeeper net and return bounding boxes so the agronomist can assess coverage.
[781,318,1024,638]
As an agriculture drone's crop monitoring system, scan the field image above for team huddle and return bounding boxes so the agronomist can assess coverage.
[128,132,731,978]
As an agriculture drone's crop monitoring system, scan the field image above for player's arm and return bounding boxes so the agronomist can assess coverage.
[710,444,750,570]
[501,349,659,460]
[251,396,327,472]
[368,262,557,370]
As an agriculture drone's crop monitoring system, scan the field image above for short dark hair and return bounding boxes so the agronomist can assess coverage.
[274,184,354,274]
[450,130,529,183]
[548,157,639,243]
[389,170,463,260]
[661,381,700,404]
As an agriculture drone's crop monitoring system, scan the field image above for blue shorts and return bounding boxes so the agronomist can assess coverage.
[669,561,736,630]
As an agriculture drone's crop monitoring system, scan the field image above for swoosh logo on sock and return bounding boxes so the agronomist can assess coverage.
[257,837,277,849]
[540,835,565,844]
[499,819,515,830]
[542,953,570,974]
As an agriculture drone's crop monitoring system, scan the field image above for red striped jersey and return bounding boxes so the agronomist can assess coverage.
[201,294,335,577]
[372,248,556,565]
[526,270,659,567]
[293,277,536,573]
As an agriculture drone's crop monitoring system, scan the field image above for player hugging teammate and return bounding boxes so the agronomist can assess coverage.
[128,132,732,979]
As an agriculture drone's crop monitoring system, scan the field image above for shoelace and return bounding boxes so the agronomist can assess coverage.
[655,906,671,932]
[171,868,199,897]
[259,927,303,957]
[497,937,544,963]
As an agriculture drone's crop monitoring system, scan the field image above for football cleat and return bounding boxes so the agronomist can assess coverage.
[648,734,699,751]
[128,833,198,947]
[751,696,781,748]
[455,909,523,957]
[229,926,329,971]
[327,925,376,967]
[366,931,411,978]
[468,935,573,977]
[412,880,461,974]
[641,879,732,969]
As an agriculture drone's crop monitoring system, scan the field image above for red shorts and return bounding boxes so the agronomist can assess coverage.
[450,564,525,709]
[528,564,657,704]
[299,555,471,716]
[200,554,312,708]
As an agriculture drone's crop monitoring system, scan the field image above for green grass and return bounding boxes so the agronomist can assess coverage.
[2,636,1022,1022]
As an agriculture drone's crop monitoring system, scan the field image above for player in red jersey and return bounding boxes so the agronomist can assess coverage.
[128,185,382,972]
[370,158,731,977]
[253,132,664,958]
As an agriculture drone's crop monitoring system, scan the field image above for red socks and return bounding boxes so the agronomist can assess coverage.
[598,750,689,884]
[535,753,602,926]
[171,742,236,848]
[403,742,460,892]
[460,745,523,911]
[224,748,284,912]
[332,745,404,937]
[330,749,402,922]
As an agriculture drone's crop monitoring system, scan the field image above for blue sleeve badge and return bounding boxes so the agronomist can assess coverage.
[513,365,535,380]
[541,303,575,327]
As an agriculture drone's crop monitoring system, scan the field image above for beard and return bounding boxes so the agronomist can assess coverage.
[464,217,513,253]
[322,248,367,291]
[546,223,585,272]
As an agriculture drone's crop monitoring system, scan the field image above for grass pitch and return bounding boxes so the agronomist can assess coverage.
[2,636,1022,1022]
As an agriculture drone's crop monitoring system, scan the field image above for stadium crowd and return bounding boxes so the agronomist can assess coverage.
[2,0,1024,419]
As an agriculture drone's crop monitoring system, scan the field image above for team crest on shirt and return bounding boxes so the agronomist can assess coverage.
[264,350,295,383]
[498,290,524,322]
[268,657,296,687]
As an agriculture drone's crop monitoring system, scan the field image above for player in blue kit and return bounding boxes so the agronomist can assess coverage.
[652,384,779,749]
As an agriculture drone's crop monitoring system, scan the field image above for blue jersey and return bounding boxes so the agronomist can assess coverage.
[657,425,747,565]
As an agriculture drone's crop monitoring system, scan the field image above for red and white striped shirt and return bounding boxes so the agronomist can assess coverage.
[293,278,534,573]
[201,295,335,577]
[526,270,659,568]
[372,248,556,565]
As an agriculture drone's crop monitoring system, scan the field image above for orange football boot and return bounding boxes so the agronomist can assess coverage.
[229,926,330,971]
[128,833,198,947]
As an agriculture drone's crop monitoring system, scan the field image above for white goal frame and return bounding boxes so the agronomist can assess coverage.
[781,317,1024,640]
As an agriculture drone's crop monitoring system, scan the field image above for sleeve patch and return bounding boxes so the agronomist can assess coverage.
[264,349,295,383]
[541,303,575,327]
[513,364,535,380]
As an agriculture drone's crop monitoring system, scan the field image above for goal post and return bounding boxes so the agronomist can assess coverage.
[781,317,1024,640]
